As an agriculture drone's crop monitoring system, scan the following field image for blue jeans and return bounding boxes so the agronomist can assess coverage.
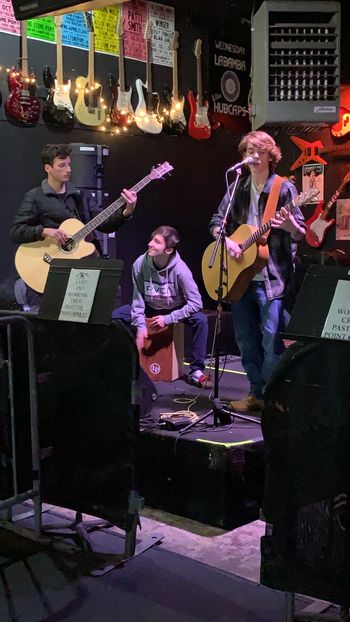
[231,282,285,398]
[112,305,208,375]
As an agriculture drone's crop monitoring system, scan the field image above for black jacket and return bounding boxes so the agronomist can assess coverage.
[9,180,130,244]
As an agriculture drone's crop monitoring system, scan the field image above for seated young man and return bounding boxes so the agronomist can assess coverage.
[113,225,212,388]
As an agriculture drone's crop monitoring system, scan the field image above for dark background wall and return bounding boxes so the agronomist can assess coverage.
[1,0,350,307]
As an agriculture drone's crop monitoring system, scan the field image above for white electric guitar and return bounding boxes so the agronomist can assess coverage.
[135,20,163,134]
[74,11,106,127]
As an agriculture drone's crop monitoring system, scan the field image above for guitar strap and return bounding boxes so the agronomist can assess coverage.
[262,174,284,239]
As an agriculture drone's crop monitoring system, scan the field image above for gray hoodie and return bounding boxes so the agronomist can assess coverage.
[131,251,203,330]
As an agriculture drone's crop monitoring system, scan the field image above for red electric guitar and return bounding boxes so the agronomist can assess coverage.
[187,39,211,140]
[305,171,350,248]
[5,21,40,125]
[290,135,350,171]
[109,16,134,129]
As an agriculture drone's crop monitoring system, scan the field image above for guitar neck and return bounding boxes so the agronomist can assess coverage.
[20,21,29,78]
[55,22,64,84]
[88,30,95,87]
[322,176,350,218]
[118,35,126,91]
[71,174,154,242]
[241,199,295,251]
[196,56,203,107]
[172,48,179,100]
[146,38,153,93]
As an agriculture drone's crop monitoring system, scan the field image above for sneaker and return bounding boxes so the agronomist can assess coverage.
[187,370,213,389]
[227,395,264,412]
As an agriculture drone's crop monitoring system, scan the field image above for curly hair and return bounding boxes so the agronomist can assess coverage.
[238,131,282,168]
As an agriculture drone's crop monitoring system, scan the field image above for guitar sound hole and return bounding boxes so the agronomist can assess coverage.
[61,238,76,252]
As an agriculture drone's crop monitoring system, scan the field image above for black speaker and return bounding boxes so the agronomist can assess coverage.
[11,0,113,20]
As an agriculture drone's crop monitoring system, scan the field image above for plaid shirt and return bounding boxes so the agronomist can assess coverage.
[209,172,305,300]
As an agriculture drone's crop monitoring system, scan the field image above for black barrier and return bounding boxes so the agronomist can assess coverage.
[260,340,350,605]
[4,316,139,531]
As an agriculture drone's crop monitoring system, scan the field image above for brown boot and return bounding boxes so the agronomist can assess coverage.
[228,395,264,412]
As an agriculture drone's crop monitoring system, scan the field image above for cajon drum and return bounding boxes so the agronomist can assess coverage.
[140,319,184,382]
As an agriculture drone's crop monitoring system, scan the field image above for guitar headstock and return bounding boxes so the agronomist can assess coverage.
[172,31,179,50]
[298,187,320,205]
[144,19,152,41]
[150,162,174,180]
[54,16,63,28]
[84,11,94,33]
[194,39,202,58]
[117,16,125,38]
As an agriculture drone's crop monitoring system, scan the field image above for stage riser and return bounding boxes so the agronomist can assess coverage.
[137,433,265,529]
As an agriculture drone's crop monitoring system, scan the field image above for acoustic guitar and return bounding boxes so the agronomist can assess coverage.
[202,188,319,303]
[305,171,350,248]
[15,163,173,294]
[74,12,106,127]
[5,20,40,125]
[42,16,74,128]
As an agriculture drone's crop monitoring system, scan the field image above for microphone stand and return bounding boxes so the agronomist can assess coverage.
[177,166,260,441]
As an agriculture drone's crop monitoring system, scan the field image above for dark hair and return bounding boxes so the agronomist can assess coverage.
[151,225,180,249]
[41,144,72,166]
[238,130,282,168]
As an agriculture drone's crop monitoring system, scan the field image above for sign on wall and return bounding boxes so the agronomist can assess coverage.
[0,0,174,65]
[209,36,251,133]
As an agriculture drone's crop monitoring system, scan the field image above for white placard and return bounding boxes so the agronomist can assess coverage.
[58,268,100,323]
[321,279,350,340]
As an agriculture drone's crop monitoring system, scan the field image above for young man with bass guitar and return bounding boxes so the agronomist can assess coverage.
[9,143,137,308]
[208,130,306,413]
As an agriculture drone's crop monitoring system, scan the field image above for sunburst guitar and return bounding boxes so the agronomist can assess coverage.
[202,188,319,303]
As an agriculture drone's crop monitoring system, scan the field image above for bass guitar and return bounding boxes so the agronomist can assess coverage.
[15,162,173,294]
[5,20,40,125]
[109,16,134,129]
[305,171,350,248]
[74,11,106,127]
[290,135,350,171]
[202,187,319,303]
[162,31,186,134]
[135,20,163,134]
[187,39,211,140]
[42,16,74,128]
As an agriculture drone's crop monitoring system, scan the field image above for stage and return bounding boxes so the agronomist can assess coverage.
[137,356,265,530]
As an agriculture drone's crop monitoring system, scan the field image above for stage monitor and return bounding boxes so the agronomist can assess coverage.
[11,0,124,20]
[39,258,123,325]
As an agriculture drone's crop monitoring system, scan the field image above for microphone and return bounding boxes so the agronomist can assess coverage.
[227,156,258,172]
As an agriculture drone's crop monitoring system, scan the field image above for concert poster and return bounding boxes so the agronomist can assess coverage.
[209,36,251,133]
[302,164,324,203]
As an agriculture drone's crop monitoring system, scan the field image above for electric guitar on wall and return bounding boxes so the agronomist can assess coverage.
[162,31,186,134]
[5,20,40,125]
[201,188,319,303]
[15,162,173,294]
[187,39,211,140]
[42,16,74,127]
[305,171,350,248]
[135,20,163,134]
[109,17,134,128]
[290,135,350,171]
[74,12,106,127]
